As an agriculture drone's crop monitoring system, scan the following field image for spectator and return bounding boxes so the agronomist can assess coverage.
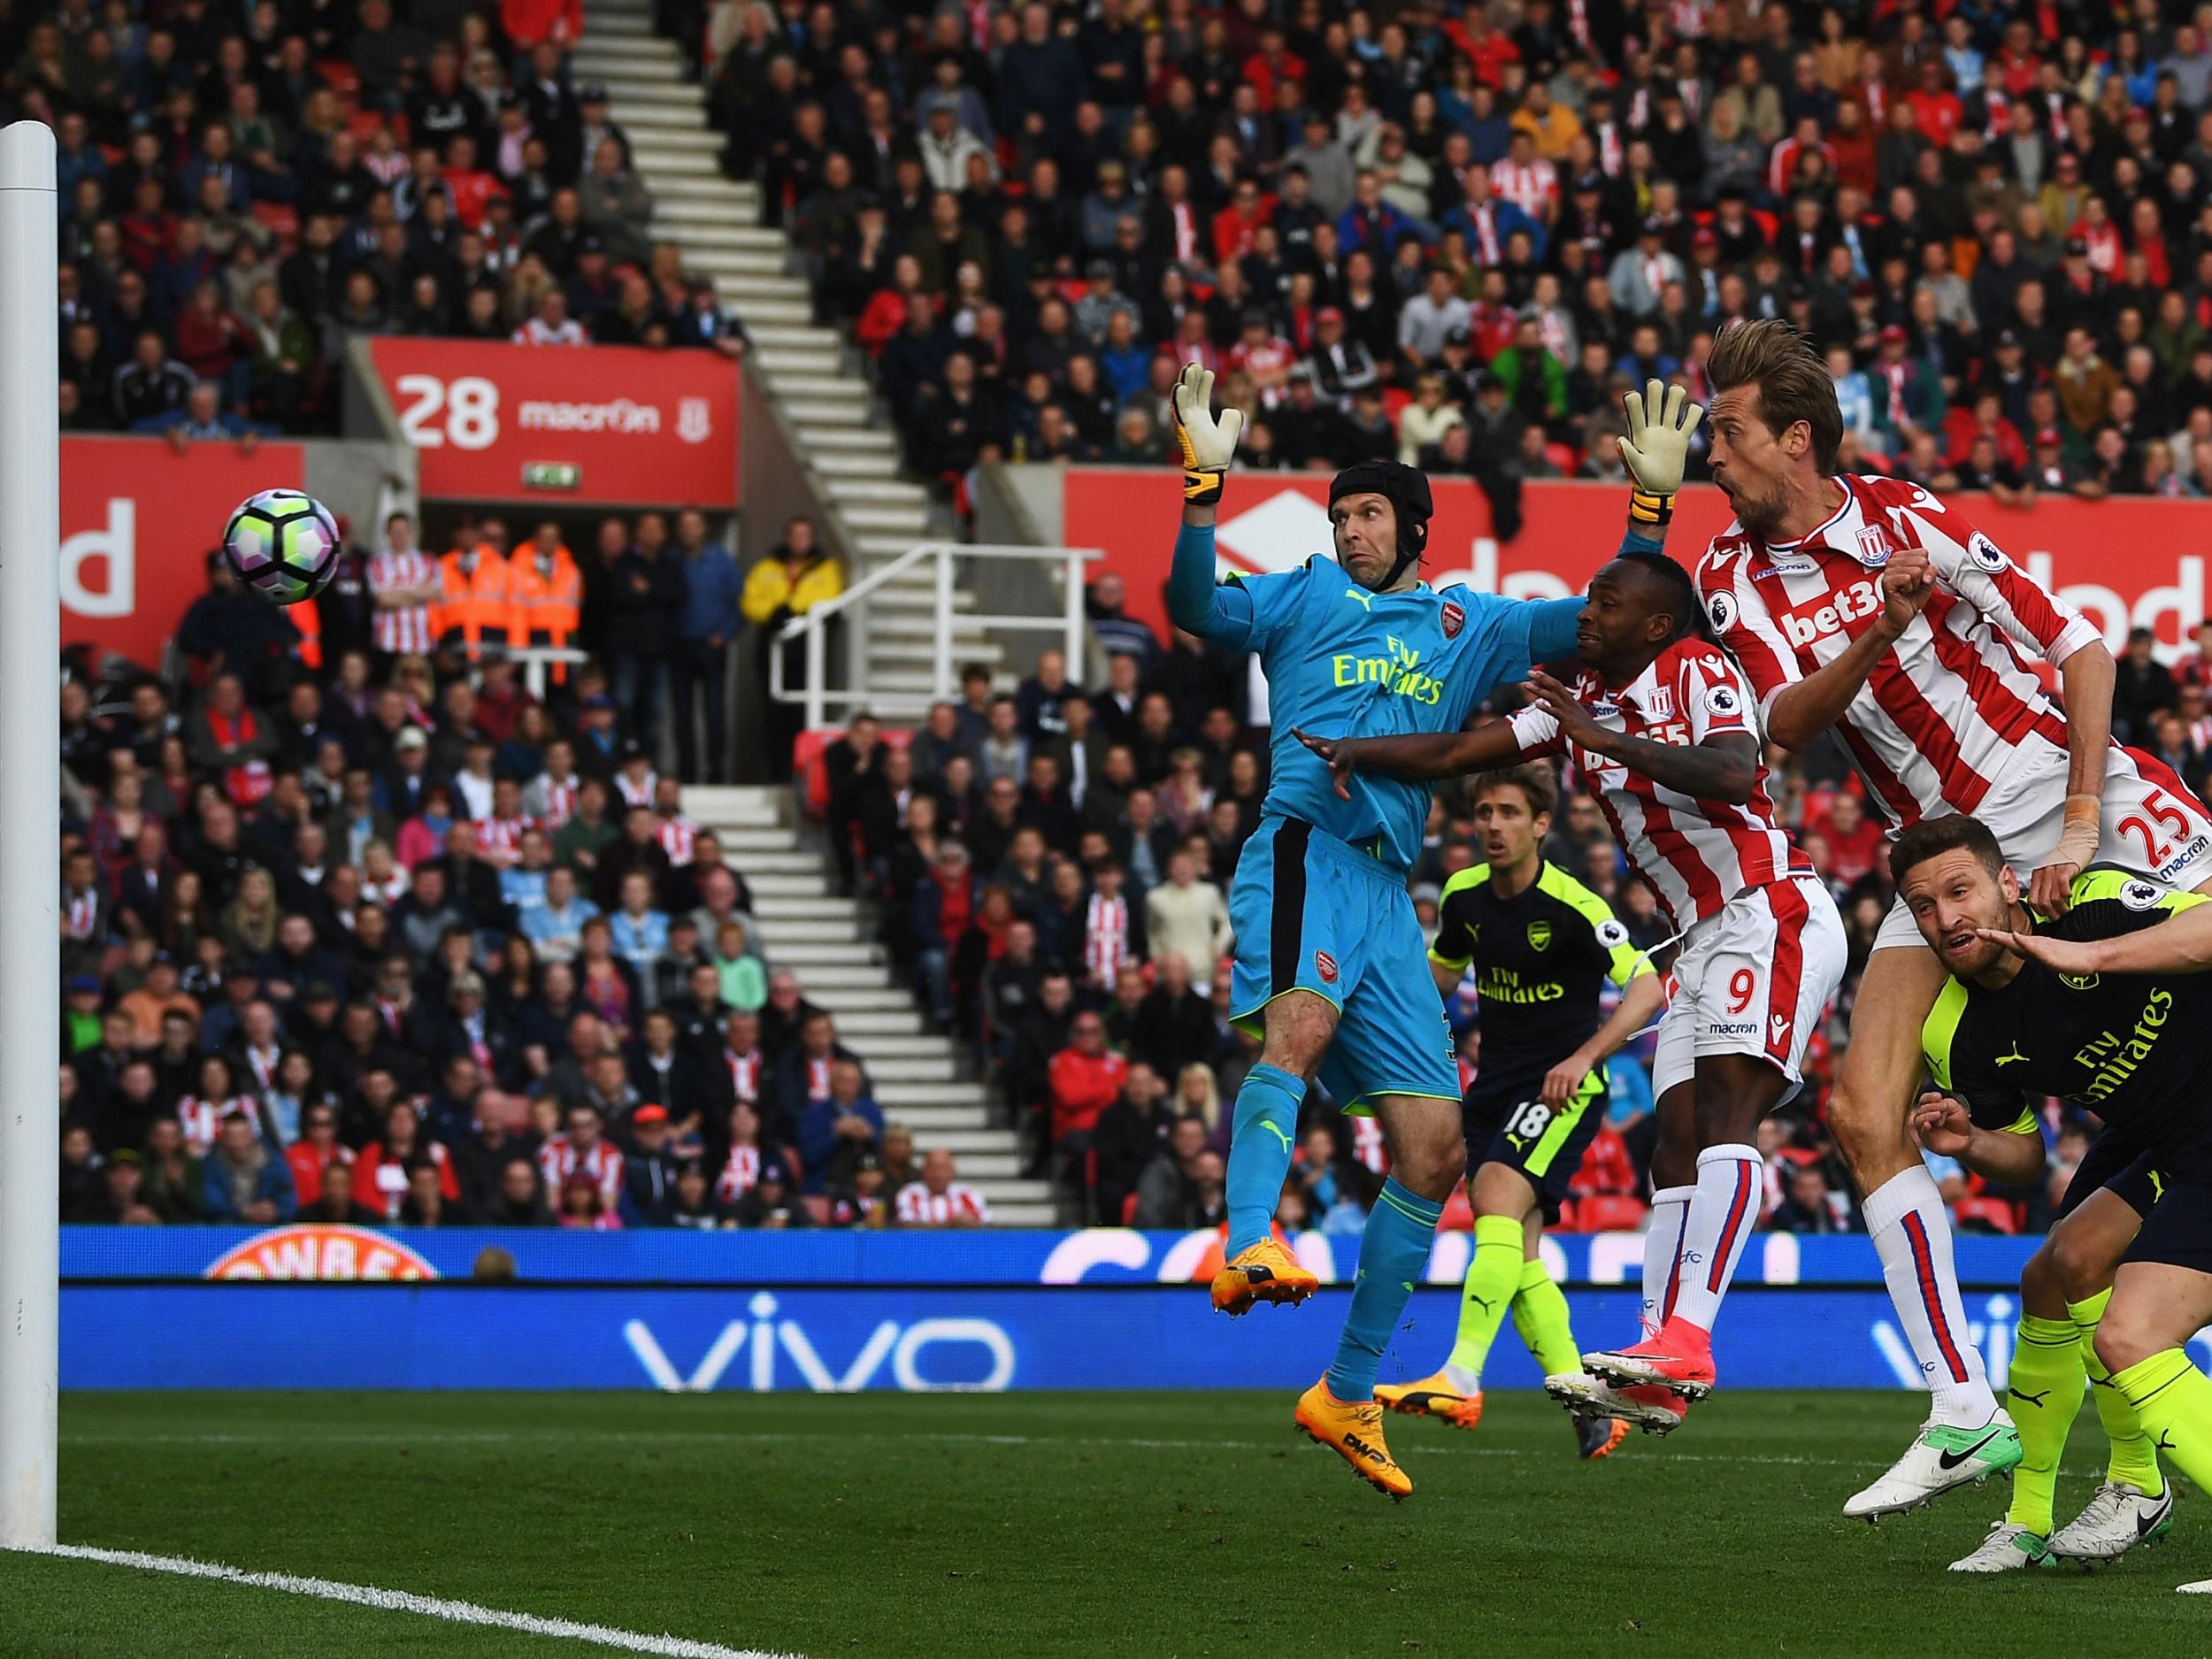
[1144,851,1231,992]
[1046,1010,1126,1177]
[796,1058,882,1195]
[201,1110,296,1224]
[895,1148,990,1227]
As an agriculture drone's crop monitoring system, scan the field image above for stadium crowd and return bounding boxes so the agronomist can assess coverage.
[722,0,2212,516]
[56,511,1008,1232]
[3,0,746,444]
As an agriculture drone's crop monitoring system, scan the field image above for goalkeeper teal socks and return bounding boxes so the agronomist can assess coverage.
[1225,1064,1304,1257]
[1327,1178,1444,1402]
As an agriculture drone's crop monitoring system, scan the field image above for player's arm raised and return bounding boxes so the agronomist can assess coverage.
[1520,670,1759,803]
[1979,891,2212,977]
[1758,546,1935,750]
[1616,379,1701,550]
[1911,1092,2046,1187]
[1163,365,1248,641]
[1292,721,1523,800]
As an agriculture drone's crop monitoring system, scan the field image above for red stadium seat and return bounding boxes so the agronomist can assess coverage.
[1574,1194,1649,1232]
[1951,1196,2017,1234]
[1438,1187,1474,1231]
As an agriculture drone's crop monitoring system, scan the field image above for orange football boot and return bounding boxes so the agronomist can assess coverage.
[1295,1379,1413,1500]
[1210,1238,1318,1316]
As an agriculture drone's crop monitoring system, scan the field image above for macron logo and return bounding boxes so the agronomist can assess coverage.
[1780,579,1884,648]
[1770,1013,1791,1043]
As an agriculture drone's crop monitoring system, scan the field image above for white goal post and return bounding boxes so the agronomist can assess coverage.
[0,118,62,1548]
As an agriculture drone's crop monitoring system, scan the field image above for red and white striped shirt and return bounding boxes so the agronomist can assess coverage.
[177,1094,257,1156]
[725,1047,764,1105]
[1491,156,1557,220]
[617,769,657,810]
[717,1143,763,1203]
[538,1133,626,1209]
[1694,473,2103,832]
[1082,891,1130,986]
[657,815,698,864]
[1510,639,1810,934]
[367,549,438,655]
[535,776,579,828]
[894,1180,990,1225]
[476,812,537,866]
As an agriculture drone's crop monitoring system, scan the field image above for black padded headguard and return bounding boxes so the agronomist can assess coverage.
[1328,460,1435,589]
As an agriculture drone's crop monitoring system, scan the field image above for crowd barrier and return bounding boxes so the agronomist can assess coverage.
[62,1225,2124,1394]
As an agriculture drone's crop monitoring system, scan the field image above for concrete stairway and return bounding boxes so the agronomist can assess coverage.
[575,6,1004,718]
[687,786,1056,1225]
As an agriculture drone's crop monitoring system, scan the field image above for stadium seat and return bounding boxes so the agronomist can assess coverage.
[1574,1194,1649,1232]
[1951,1196,2017,1234]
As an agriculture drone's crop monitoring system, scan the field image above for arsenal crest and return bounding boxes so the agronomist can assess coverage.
[1440,601,1464,639]
[1315,950,1340,983]
[1527,920,1553,951]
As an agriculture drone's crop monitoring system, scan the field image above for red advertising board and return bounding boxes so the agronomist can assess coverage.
[61,434,306,666]
[1066,470,2212,660]
[367,339,740,507]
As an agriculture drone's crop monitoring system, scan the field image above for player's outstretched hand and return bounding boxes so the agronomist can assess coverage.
[1617,378,1703,498]
[1973,924,2101,976]
[1911,1092,1974,1158]
[1522,671,1601,749]
[1292,727,1356,800]
[1878,544,1934,636]
[1171,364,1243,507]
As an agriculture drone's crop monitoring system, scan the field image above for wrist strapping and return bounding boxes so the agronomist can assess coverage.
[1628,487,1674,527]
[2053,792,2101,866]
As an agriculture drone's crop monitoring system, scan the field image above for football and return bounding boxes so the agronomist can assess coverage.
[222,488,342,606]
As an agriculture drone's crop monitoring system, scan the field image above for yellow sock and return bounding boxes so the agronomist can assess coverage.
[2113,1348,2212,1495]
[1509,1254,1582,1379]
[2004,1313,2087,1537]
[2071,1292,2165,1497]
[1443,1214,1523,1387]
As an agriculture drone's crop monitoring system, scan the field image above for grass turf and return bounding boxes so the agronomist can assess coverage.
[13,1388,2207,1658]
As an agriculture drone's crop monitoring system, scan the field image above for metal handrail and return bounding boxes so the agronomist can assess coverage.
[768,541,1102,727]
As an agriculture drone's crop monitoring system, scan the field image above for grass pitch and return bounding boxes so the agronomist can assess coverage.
[11,1389,2206,1658]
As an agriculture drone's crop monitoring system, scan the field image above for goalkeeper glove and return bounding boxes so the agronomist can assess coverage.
[1618,378,1704,529]
[1171,363,1244,506]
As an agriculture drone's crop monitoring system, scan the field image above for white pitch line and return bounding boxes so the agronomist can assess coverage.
[9,1542,806,1659]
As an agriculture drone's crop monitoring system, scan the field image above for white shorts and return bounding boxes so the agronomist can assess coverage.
[1653,875,1848,1100]
[1872,745,2212,952]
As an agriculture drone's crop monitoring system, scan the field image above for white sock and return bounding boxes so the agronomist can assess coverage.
[1442,1362,1482,1394]
[1642,1185,1694,1331]
[1863,1166,1996,1425]
[1665,1147,1763,1337]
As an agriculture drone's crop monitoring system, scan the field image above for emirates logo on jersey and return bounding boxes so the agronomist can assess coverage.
[1315,950,1340,984]
[1441,601,1465,639]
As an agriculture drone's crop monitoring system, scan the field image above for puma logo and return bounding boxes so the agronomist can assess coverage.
[2008,1387,2051,1409]
[1468,1294,1498,1315]
[1994,1043,2031,1068]
[1258,1122,1294,1153]
[1345,587,1374,611]
[2158,1430,2178,1453]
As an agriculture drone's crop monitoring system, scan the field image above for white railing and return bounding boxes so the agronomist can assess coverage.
[768,541,1100,728]
[507,647,592,702]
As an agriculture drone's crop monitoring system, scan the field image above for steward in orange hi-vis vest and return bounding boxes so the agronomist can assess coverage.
[436,542,515,658]
[511,536,584,680]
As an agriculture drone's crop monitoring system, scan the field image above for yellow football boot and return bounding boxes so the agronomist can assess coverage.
[1375,1371,1485,1431]
[1294,1379,1413,1501]
[1210,1238,1318,1316]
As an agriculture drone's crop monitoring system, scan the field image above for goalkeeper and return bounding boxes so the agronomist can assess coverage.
[1168,363,1702,1500]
